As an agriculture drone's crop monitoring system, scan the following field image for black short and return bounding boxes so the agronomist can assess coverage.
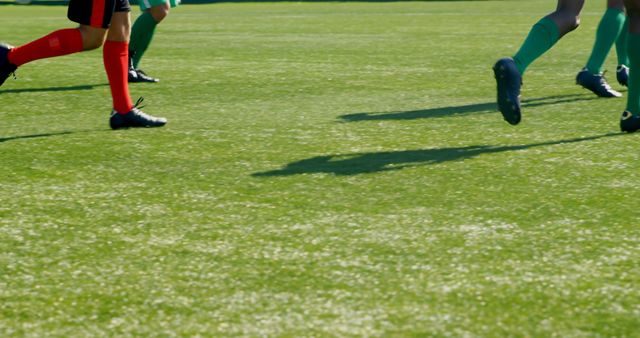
[67,0,131,29]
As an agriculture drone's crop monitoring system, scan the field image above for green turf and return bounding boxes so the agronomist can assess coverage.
[1,1,640,336]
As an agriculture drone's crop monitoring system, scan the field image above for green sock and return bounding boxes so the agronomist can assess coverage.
[625,33,640,114]
[512,17,560,75]
[129,11,158,69]
[615,16,629,67]
[585,8,626,74]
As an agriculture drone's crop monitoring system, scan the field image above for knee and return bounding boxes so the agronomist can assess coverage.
[556,10,581,32]
[150,6,170,22]
[78,26,106,50]
[561,11,581,31]
[570,16,581,31]
[106,13,131,42]
[83,36,105,50]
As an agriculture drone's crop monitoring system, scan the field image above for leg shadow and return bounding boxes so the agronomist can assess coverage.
[0,131,74,143]
[0,83,108,95]
[253,133,621,177]
[339,94,598,122]
[0,129,107,144]
[0,1,68,5]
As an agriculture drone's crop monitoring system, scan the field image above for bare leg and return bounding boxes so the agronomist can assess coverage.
[547,0,585,37]
[619,0,640,131]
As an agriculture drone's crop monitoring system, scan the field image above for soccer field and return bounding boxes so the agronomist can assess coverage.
[1,1,639,336]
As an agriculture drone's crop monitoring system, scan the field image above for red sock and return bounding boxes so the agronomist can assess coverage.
[103,41,133,114]
[8,29,83,67]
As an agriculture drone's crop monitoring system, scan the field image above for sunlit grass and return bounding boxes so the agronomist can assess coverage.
[1,1,639,336]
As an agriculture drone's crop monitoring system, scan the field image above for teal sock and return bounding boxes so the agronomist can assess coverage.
[615,16,629,67]
[129,11,158,68]
[513,17,560,75]
[585,8,626,74]
[625,33,640,114]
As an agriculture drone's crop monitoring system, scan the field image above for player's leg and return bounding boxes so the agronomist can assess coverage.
[493,0,585,125]
[615,0,631,86]
[129,0,178,83]
[620,0,640,131]
[104,11,134,116]
[0,0,117,87]
[106,1,166,129]
[514,0,584,75]
[577,0,625,97]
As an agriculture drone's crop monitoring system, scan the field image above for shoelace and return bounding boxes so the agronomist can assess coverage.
[598,71,614,90]
[130,97,158,120]
[133,96,146,110]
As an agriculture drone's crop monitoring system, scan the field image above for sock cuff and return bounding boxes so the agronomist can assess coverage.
[604,7,625,17]
[141,11,160,25]
[534,17,560,45]
[104,40,129,49]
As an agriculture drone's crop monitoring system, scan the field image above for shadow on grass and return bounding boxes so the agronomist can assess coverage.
[0,0,471,4]
[0,83,108,95]
[253,133,622,177]
[0,1,68,5]
[0,127,110,143]
[0,131,74,143]
[339,94,598,122]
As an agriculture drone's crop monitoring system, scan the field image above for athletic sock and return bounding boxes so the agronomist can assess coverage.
[625,33,640,114]
[103,41,133,114]
[129,11,158,69]
[616,16,630,67]
[512,17,560,75]
[7,28,83,67]
[585,8,626,74]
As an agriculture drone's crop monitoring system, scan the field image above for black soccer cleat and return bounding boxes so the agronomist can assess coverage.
[616,65,629,87]
[110,108,167,129]
[576,68,621,98]
[128,68,159,83]
[109,98,167,129]
[493,57,522,125]
[0,43,17,87]
[620,111,640,133]
[127,51,158,83]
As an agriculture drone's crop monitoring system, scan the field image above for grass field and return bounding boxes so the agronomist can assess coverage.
[1,1,640,336]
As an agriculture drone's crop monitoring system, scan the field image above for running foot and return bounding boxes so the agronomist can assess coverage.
[493,57,522,125]
[620,111,640,133]
[616,65,629,87]
[109,98,167,129]
[576,68,621,97]
[0,43,17,87]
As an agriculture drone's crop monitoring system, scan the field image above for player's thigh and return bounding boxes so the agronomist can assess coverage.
[556,0,585,15]
[608,0,625,10]
[625,0,640,12]
[147,2,171,22]
[105,0,131,42]
[625,0,640,32]
[106,11,131,42]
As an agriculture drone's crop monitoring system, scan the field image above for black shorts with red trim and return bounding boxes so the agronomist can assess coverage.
[67,0,131,29]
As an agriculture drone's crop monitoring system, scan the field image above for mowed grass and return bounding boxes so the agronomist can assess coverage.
[1,1,640,336]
